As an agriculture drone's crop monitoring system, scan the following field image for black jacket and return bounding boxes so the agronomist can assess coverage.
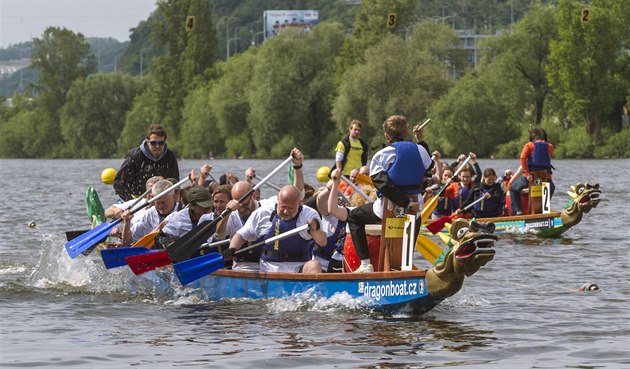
[113,142,179,201]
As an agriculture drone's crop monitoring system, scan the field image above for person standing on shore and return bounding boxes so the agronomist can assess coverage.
[114,125,179,201]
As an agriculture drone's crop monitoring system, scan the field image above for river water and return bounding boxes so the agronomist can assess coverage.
[0,158,628,368]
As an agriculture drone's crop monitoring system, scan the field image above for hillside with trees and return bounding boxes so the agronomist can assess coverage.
[0,0,628,159]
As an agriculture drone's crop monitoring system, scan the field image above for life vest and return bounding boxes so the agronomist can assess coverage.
[528,141,552,173]
[456,183,471,208]
[341,136,368,168]
[432,185,453,216]
[234,239,262,263]
[260,207,311,262]
[387,141,425,195]
[312,219,346,260]
[329,136,368,177]
[473,185,503,217]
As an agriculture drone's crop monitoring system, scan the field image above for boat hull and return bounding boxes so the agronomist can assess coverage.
[132,269,442,316]
[425,212,567,237]
[477,212,566,237]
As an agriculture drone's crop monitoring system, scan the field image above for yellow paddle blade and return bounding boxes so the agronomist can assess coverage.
[415,234,443,265]
[420,196,438,225]
[437,231,451,246]
[356,174,373,186]
[132,229,159,249]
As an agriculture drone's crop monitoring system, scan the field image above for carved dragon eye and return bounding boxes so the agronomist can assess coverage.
[456,227,469,239]
[577,186,584,194]
[485,222,496,233]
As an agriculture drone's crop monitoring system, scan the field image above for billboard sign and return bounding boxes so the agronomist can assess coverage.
[263,10,319,39]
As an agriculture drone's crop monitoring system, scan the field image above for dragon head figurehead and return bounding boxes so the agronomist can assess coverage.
[561,183,601,228]
[427,218,497,299]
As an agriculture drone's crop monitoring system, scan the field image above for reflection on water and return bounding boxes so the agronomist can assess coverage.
[500,233,575,246]
[424,320,495,352]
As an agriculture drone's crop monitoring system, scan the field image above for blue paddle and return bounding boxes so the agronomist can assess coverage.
[174,224,309,285]
[65,176,192,259]
[100,247,154,269]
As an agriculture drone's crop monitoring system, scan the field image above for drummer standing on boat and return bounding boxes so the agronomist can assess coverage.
[114,125,179,201]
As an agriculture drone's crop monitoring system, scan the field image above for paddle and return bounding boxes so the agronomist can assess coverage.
[126,250,172,275]
[355,173,373,186]
[66,187,151,242]
[420,155,473,225]
[415,234,443,265]
[174,224,310,285]
[192,238,231,257]
[341,175,373,203]
[132,228,160,249]
[155,156,294,265]
[65,230,90,241]
[418,118,432,130]
[101,247,154,269]
[427,195,485,234]
[65,177,192,259]
[255,175,282,191]
[98,228,163,269]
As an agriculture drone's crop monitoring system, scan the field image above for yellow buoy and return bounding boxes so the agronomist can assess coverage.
[101,168,117,185]
[316,166,330,183]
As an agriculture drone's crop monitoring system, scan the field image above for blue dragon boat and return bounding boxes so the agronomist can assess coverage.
[125,218,497,316]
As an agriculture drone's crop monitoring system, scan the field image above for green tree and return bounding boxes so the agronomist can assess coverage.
[428,69,518,157]
[60,74,146,158]
[118,87,162,154]
[481,3,558,125]
[207,52,258,158]
[547,0,630,135]
[248,24,344,158]
[0,96,37,157]
[147,0,220,146]
[335,0,416,82]
[29,27,96,157]
[333,23,460,149]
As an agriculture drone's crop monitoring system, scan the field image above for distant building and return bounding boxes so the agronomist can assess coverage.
[0,58,30,79]
[455,31,492,68]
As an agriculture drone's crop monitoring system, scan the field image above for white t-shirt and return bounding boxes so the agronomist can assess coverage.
[130,204,178,242]
[161,207,196,239]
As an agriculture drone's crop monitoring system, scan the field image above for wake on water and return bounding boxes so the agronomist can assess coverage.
[18,235,399,315]
[11,233,494,320]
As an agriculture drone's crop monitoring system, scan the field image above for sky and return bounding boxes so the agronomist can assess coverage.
[0,0,158,48]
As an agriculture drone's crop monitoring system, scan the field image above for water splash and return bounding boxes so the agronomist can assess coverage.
[26,234,131,294]
[0,266,27,275]
[267,287,371,313]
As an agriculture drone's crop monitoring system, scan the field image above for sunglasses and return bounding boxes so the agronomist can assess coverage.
[148,140,165,146]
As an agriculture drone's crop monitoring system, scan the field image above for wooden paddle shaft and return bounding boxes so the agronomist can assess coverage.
[418,118,432,130]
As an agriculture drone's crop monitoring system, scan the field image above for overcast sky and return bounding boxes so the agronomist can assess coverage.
[0,0,157,48]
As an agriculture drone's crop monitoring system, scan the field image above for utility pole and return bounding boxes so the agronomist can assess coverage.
[114,54,122,72]
[511,0,514,30]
